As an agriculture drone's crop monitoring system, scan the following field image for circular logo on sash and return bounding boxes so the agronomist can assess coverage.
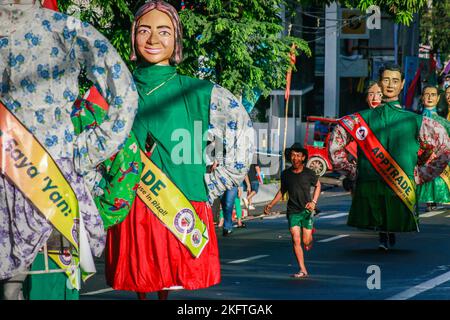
[72,218,79,246]
[356,126,368,141]
[174,208,195,234]
[191,229,202,248]
[59,249,72,266]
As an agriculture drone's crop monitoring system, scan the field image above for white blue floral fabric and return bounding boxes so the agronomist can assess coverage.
[206,85,255,202]
[0,2,138,279]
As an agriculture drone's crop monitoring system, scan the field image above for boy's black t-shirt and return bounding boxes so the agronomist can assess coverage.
[281,167,319,214]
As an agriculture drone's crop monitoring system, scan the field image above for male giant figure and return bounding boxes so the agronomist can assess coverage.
[329,64,450,250]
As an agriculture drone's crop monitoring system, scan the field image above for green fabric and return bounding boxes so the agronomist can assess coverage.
[357,101,422,182]
[235,197,242,219]
[417,177,450,203]
[132,63,213,201]
[287,210,314,230]
[349,181,418,232]
[71,99,142,228]
[417,112,450,204]
[24,253,79,300]
[349,101,422,232]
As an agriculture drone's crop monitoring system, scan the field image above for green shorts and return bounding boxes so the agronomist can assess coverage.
[287,210,314,230]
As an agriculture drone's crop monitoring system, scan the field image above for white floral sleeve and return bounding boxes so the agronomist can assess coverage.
[205,85,255,202]
[328,124,357,179]
[415,117,450,184]
[71,20,138,176]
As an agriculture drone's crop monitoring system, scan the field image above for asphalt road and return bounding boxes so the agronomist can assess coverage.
[79,185,450,300]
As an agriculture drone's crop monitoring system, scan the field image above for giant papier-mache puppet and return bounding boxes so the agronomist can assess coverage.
[416,85,450,210]
[0,0,138,299]
[104,1,254,300]
[329,64,450,250]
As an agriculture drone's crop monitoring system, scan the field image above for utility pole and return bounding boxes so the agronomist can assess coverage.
[324,1,340,118]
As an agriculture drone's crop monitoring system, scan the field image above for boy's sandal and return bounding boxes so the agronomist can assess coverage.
[237,222,247,228]
[292,271,308,278]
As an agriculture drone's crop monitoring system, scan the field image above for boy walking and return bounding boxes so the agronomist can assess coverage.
[264,143,321,278]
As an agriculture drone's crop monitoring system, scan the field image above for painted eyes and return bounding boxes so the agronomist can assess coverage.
[382,79,399,85]
[137,29,172,37]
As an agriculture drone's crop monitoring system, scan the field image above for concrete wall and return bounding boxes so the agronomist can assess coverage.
[251,183,280,204]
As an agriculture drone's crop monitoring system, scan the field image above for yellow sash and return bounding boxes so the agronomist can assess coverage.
[47,251,80,289]
[137,150,209,258]
[46,251,91,289]
[339,113,417,216]
[440,165,450,190]
[0,102,79,251]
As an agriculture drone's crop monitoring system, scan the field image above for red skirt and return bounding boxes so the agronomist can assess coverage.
[105,198,221,292]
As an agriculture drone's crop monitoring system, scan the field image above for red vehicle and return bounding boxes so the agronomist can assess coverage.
[304,116,357,176]
[304,116,336,176]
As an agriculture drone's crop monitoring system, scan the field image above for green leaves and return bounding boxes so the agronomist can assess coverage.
[345,0,427,25]
[178,1,311,99]
[58,0,312,100]
[419,0,450,55]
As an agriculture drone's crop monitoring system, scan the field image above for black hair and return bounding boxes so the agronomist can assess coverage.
[417,85,448,118]
[437,88,449,118]
[379,63,404,81]
[285,146,308,164]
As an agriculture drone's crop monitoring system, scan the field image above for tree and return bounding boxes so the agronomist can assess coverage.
[345,0,427,25]
[290,0,428,25]
[419,0,450,56]
[58,0,428,99]
[59,0,310,105]
[177,0,310,104]
[58,0,139,68]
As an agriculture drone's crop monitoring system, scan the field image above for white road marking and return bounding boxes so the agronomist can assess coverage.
[325,192,351,197]
[386,270,450,300]
[81,288,114,296]
[318,234,349,243]
[228,255,270,264]
[420,210,446,218]
[264,214,283,220]
[319,212,349,219]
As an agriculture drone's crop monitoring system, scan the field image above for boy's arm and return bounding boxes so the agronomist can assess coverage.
[264,189,283,215]
[306,180,321,211]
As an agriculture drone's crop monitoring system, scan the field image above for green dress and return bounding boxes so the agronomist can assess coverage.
[417,111,450,204]
[348,101,422,232]
[132,63,213,200]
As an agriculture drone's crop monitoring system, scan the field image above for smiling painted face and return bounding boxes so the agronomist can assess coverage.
[366,83,382,109]
[380,70,405,101]
[135,9,175,65]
